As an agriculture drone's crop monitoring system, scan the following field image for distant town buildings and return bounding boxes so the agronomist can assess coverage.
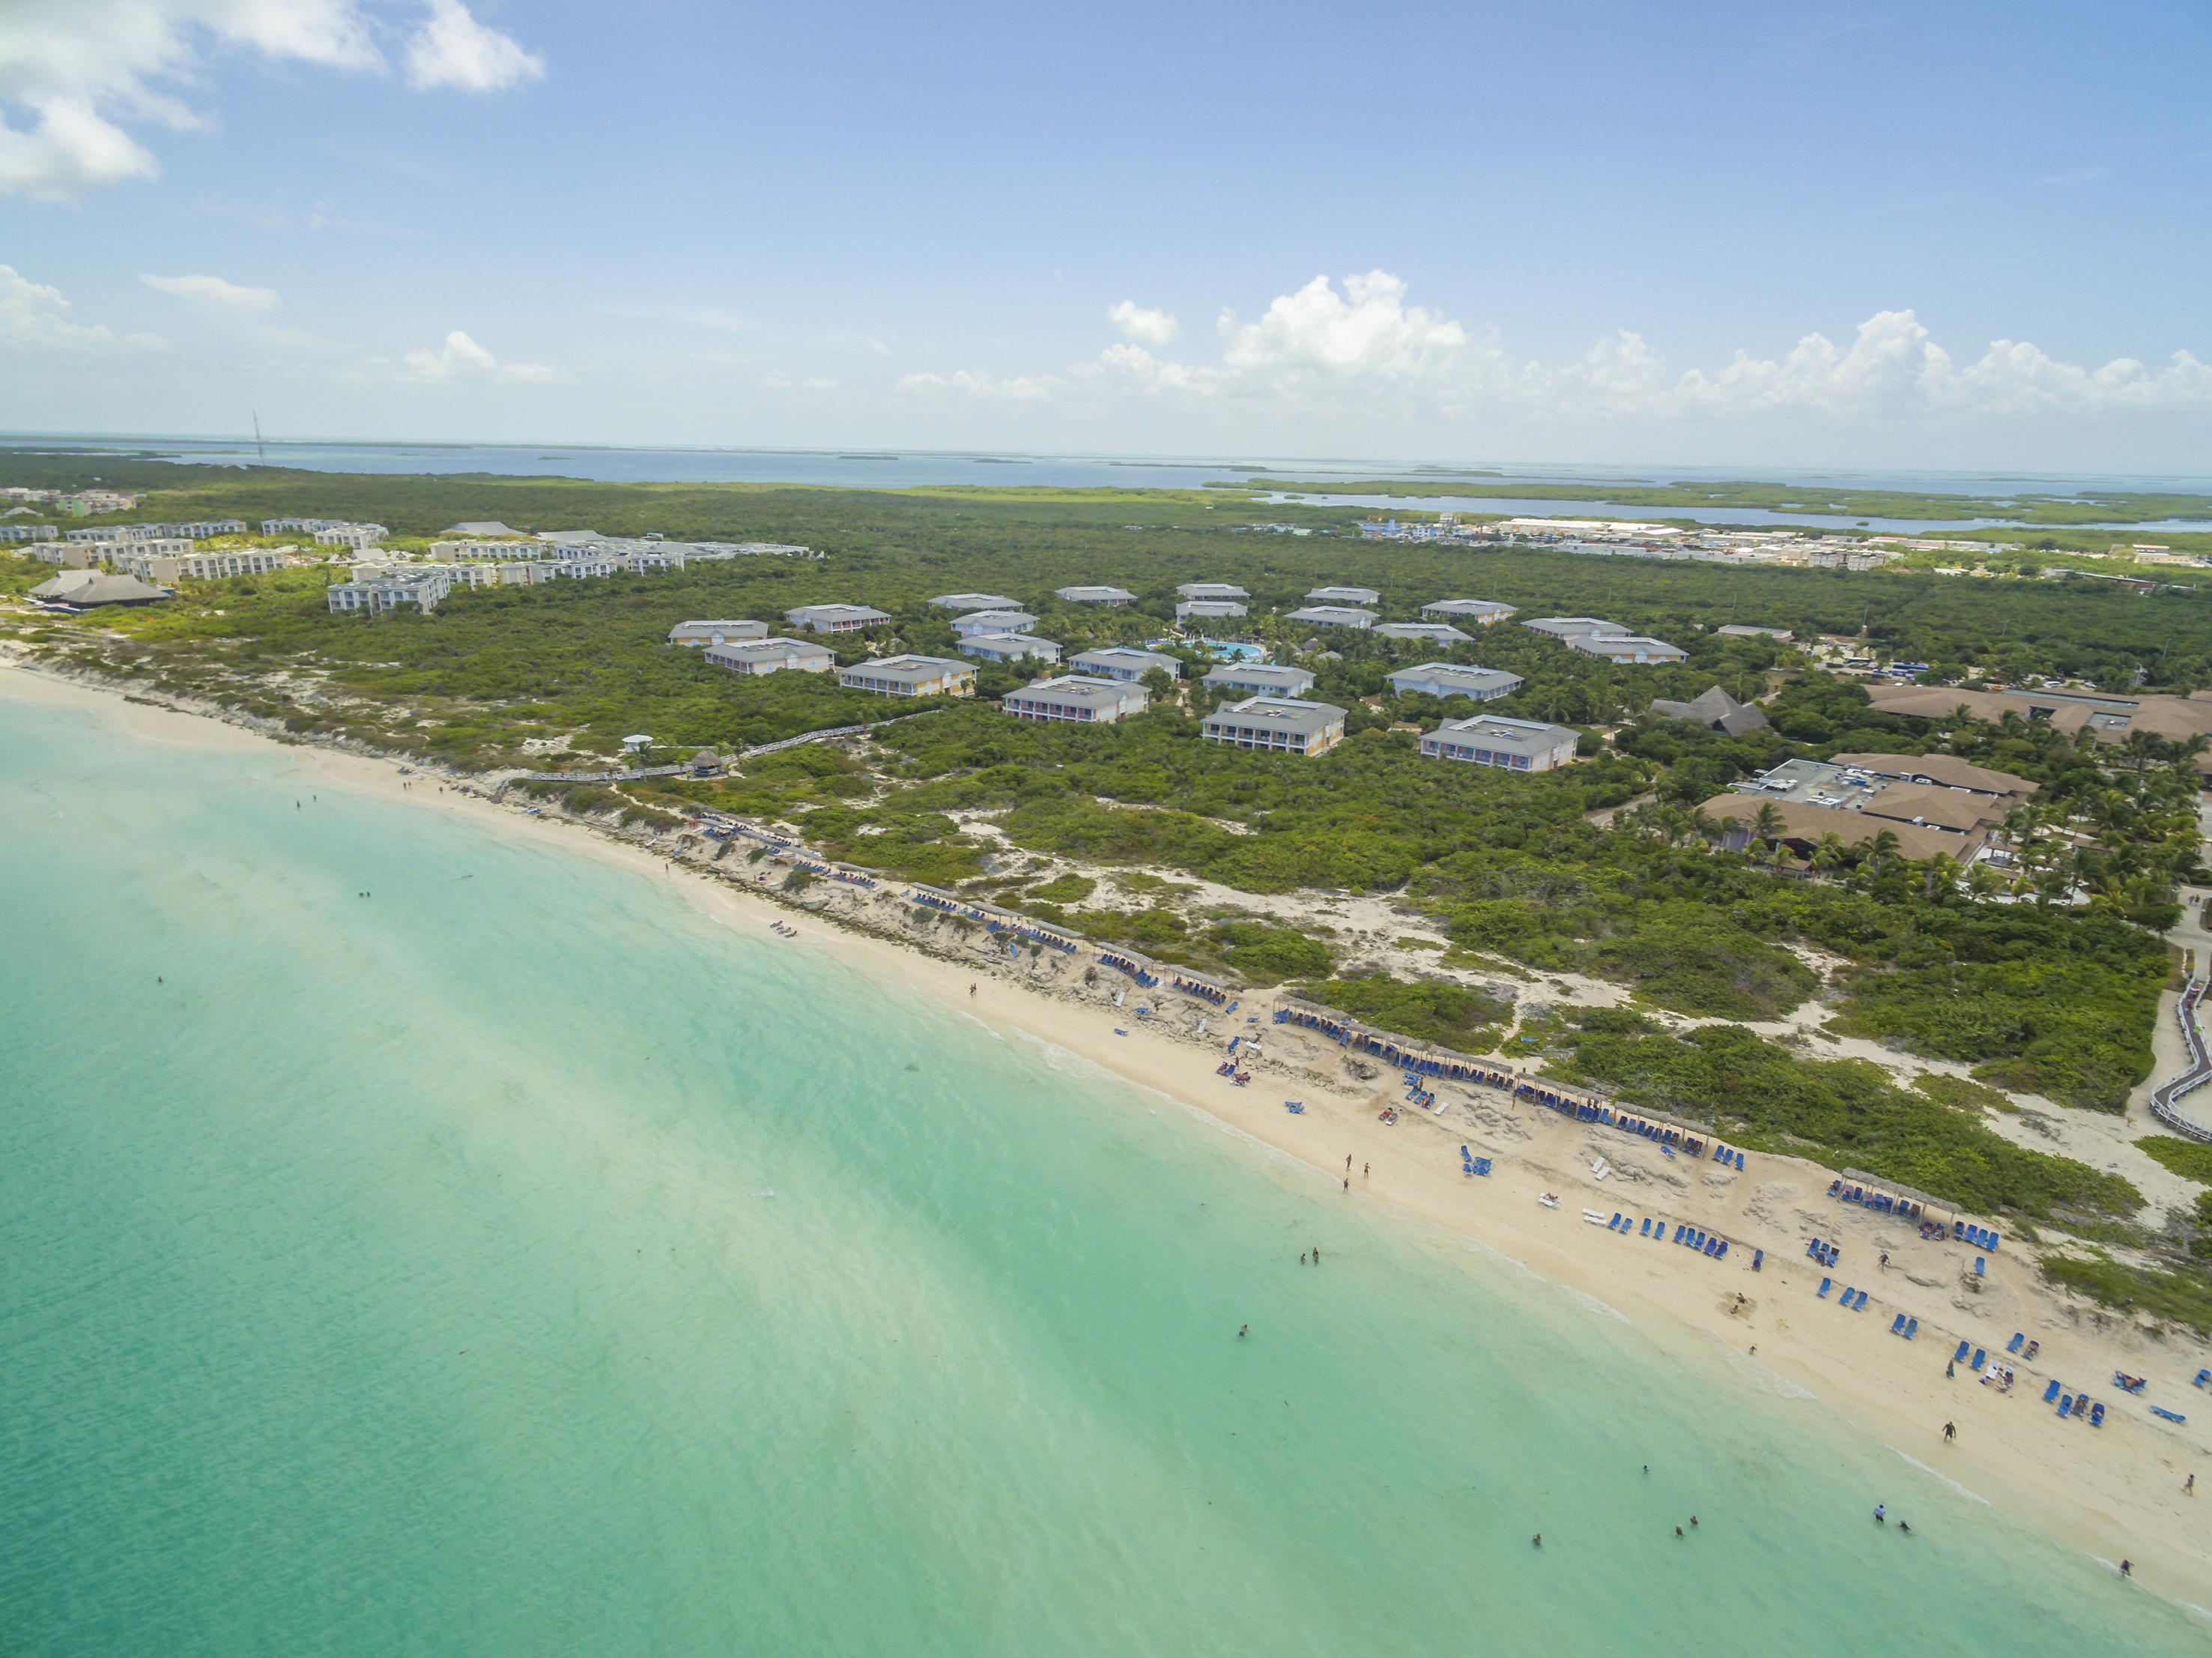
[1373,621,1471,644]
[1522,617,1686,665]
[125,548,290,584]
[312,522,390,550]
[1176,581,1249,600]
[1420,715,1578,772]
[327,572,449,616]
[1200,696,1346,757]
[1306,585,1381,605]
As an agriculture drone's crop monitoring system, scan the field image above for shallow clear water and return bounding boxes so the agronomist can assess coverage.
[1,695,2202,1654]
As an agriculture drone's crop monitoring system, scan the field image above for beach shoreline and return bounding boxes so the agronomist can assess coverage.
[7,653,2209,1615]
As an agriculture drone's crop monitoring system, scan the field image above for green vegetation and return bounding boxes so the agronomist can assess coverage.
[1297,975,1512,1048]
[2135,1137,2212,1186]
[1545,1011,2142,1224]
[2041,1252,2212,1336]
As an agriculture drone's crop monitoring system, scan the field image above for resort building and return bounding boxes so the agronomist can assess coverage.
[1001,674,1148,724]
[1200,696,1347,757]
[1419,715,1578,772]
[1069,645,1180,683]
[958,632,1063,664]
[836,655,977,698]
[327,573,449,616]
[667,619,769,647]
[1715,623,1793,640]
[107,537,197,562]
[1422,599,1517,625]
[28,570,172,610]
[443,520,524,537]
[1306,585,1381,605]
[1522,616,1625,640]
[429,539,545,560]
[1203,662,1315,698]
[1703,754,2041,863]
[948,608,1040,637]
[547,556,620,580]
[786,602,892,635]
[262,518,345,534]
[618,550,687,573]
[312,522,390,550]
[1565,633,1686,665]
[1175,599,1249,623]
[1055,585,1138,605]
[929,592,1022,612]
[1373,621,1472,644]
[703,637,836,676]
[0,524,58,543]
[1176,581,1249,600]
[1387,662,1524,703]
[124,548,289,584]
[1649,686,1769,735]
[1282,605,1376,630]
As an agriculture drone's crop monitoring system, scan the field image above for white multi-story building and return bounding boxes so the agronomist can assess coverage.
[1200,696,1347,756]
[428,539,545,560]
[312,522,390,550]
[1419,715,1578,772]
[787,602,892,634]
[0,524,58,543]
[124,548,290,584]
[327,573,449,616]
[1000,674,1147,724]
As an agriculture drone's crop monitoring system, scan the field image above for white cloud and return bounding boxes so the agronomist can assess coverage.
[390,328,560,383]
[1107,300,1178,347]
[759,370,837,392]
[910,272,2212,429]
[139,272,278,312]
[0,1,539,201]
[404,0,544,93]
[0,264,163,351]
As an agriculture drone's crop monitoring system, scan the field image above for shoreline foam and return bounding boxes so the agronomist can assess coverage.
[6,654,2208,1614]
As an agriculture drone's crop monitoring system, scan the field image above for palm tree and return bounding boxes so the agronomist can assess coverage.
[1751,802,1787,843]
[1866,829,1903,872]
[1811,832,1848,877]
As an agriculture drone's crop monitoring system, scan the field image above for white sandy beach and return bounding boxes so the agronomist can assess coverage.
[7,655,2209,1614]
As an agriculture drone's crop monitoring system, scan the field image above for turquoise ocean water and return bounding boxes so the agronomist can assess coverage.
[1,693,2203,1655]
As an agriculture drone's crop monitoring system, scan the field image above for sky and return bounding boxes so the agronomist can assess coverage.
[2,0,2211,473]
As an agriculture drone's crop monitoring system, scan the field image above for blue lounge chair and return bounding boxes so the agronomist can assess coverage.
[1640,1217,1651,1236]
[2089,1402,2106,1426]
[1838,1285,1855,1305]
[1808,1238,1822,1258]
[2114,1372,2145,1394]
[2042,1379,2061,1403]
[1955,1340,1972,1364]
[1903,1318,1918,1339]
[1735,1151,1745,1170]
[2152,1407,2188,1424]
[1716,1241,1728,1259]
[1751,1249,1763,1271]
[1853,1289,1868,1310]
[1608,1213,1622,1230]
[2058,1395,2074,1418]
[1818,1278,1831,1298]
[1971,1348,1986,1371]
[1890,1313,1906,1334]
[2007,1333,2024,1355]
[2196,1368,2212,1388]
[1973,1257,1986,1277]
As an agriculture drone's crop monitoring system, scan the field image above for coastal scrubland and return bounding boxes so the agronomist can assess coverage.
[9,459,2212,1313]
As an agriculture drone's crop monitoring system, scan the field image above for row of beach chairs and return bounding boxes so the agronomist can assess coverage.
[1888,1313,1919,1339]
[1819,1281,1870,1310]
[1460,1146,1493,1178]
[1708,1142,1747,1170]
[1807,1237,1840,1268]
[1671,1223,1729,1258]
[1953,1220,2002,1252]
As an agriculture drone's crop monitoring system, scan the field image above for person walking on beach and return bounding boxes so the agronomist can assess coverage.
[1945,1359,1955,1379]
[1342,1177,1350,1192]
[2121,1559,2133,1579]
[1363,1162,1369,1178]
[2187,1474,2196,1495]
[1873,1504,1886,1525]
[1943,1421,1956,1442]
[1345,1155,1353,1172]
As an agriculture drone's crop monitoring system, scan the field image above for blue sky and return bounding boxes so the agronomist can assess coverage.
[3,0,2210,471]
